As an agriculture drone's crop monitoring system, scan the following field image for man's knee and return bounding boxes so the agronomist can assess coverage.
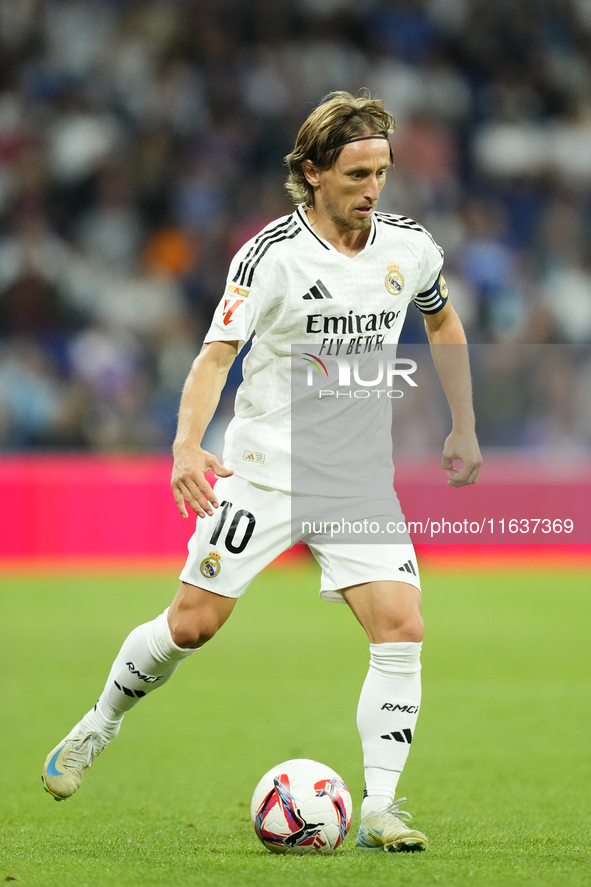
[169,611,221,649]
[372,599,424,643]
[394,612,424,643]
[168,583,236,649]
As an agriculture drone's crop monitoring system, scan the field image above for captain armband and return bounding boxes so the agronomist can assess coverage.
[414,274,449,315]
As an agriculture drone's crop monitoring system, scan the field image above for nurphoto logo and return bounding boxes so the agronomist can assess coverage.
[301,353,418,399]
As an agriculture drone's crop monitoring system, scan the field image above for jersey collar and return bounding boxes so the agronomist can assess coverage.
[296,205,377,255]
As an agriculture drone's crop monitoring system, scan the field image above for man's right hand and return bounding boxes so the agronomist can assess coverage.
[171,445,234,519]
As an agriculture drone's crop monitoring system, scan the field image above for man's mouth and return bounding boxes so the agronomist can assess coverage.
[354,206,373,216]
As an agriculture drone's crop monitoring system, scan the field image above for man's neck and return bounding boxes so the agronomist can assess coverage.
[305,207,371,258]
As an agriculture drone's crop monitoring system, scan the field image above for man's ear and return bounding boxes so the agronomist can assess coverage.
[302,161,320,188]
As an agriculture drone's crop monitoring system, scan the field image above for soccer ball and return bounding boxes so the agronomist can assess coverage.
[250,758,352,855]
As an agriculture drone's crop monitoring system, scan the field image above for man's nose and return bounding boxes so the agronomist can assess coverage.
[365,175,380,201]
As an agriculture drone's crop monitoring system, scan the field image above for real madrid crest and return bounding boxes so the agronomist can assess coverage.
[200,550,221,579]
[385,262,405,296]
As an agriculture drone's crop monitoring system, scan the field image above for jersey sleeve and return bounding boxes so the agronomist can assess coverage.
[411,233,448,315]
[203,241,275,352]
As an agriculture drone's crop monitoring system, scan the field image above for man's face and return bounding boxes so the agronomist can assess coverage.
[305,138,391,231]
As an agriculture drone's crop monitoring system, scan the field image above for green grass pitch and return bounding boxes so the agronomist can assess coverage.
[1,561,590,887]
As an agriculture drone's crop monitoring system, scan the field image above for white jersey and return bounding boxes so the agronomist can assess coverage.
[204,205,446,491]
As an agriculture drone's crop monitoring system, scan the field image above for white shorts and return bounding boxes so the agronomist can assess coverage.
[180,475,420,603]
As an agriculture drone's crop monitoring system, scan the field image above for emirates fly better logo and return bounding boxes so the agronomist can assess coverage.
[301,352,417,398]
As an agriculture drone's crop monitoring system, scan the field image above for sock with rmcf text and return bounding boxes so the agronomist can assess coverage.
[357,641,422,819]
[81,609,196,739]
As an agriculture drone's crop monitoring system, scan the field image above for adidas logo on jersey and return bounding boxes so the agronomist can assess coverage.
[381,728,413,743]
[302,279,333,300]
[398,560,417,576]
[243,450,266,464]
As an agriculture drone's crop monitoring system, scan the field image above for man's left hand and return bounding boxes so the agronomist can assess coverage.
[441,429,482,487]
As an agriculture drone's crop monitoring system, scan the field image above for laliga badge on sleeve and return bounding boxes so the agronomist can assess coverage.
[200,550,221,578]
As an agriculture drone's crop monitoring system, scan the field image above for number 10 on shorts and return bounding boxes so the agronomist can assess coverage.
[209,500,256,554]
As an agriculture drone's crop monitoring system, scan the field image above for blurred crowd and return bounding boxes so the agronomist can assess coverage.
[0,0,590,451]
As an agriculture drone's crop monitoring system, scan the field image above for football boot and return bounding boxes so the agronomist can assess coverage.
[42,722,112,801]
[356,797,428,852]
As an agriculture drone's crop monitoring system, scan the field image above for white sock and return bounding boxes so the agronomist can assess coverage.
[82,610,195,738]
[357,641,422,819]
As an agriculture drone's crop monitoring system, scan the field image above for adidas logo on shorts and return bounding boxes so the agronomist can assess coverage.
[398,560,416,576]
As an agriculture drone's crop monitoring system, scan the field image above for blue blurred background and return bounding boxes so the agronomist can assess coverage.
[0,0,590,453]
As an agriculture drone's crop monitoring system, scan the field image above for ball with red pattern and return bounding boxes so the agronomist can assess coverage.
[251,759,352,855]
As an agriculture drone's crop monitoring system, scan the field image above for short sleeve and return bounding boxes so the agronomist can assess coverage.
[203,241,274,352]
[412,233,448,315]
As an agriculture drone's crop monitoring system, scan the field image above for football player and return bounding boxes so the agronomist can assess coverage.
[43,91,481,853]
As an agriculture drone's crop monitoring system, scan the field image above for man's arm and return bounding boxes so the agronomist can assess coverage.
[423,302,482,487]
[171,340,239,518]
